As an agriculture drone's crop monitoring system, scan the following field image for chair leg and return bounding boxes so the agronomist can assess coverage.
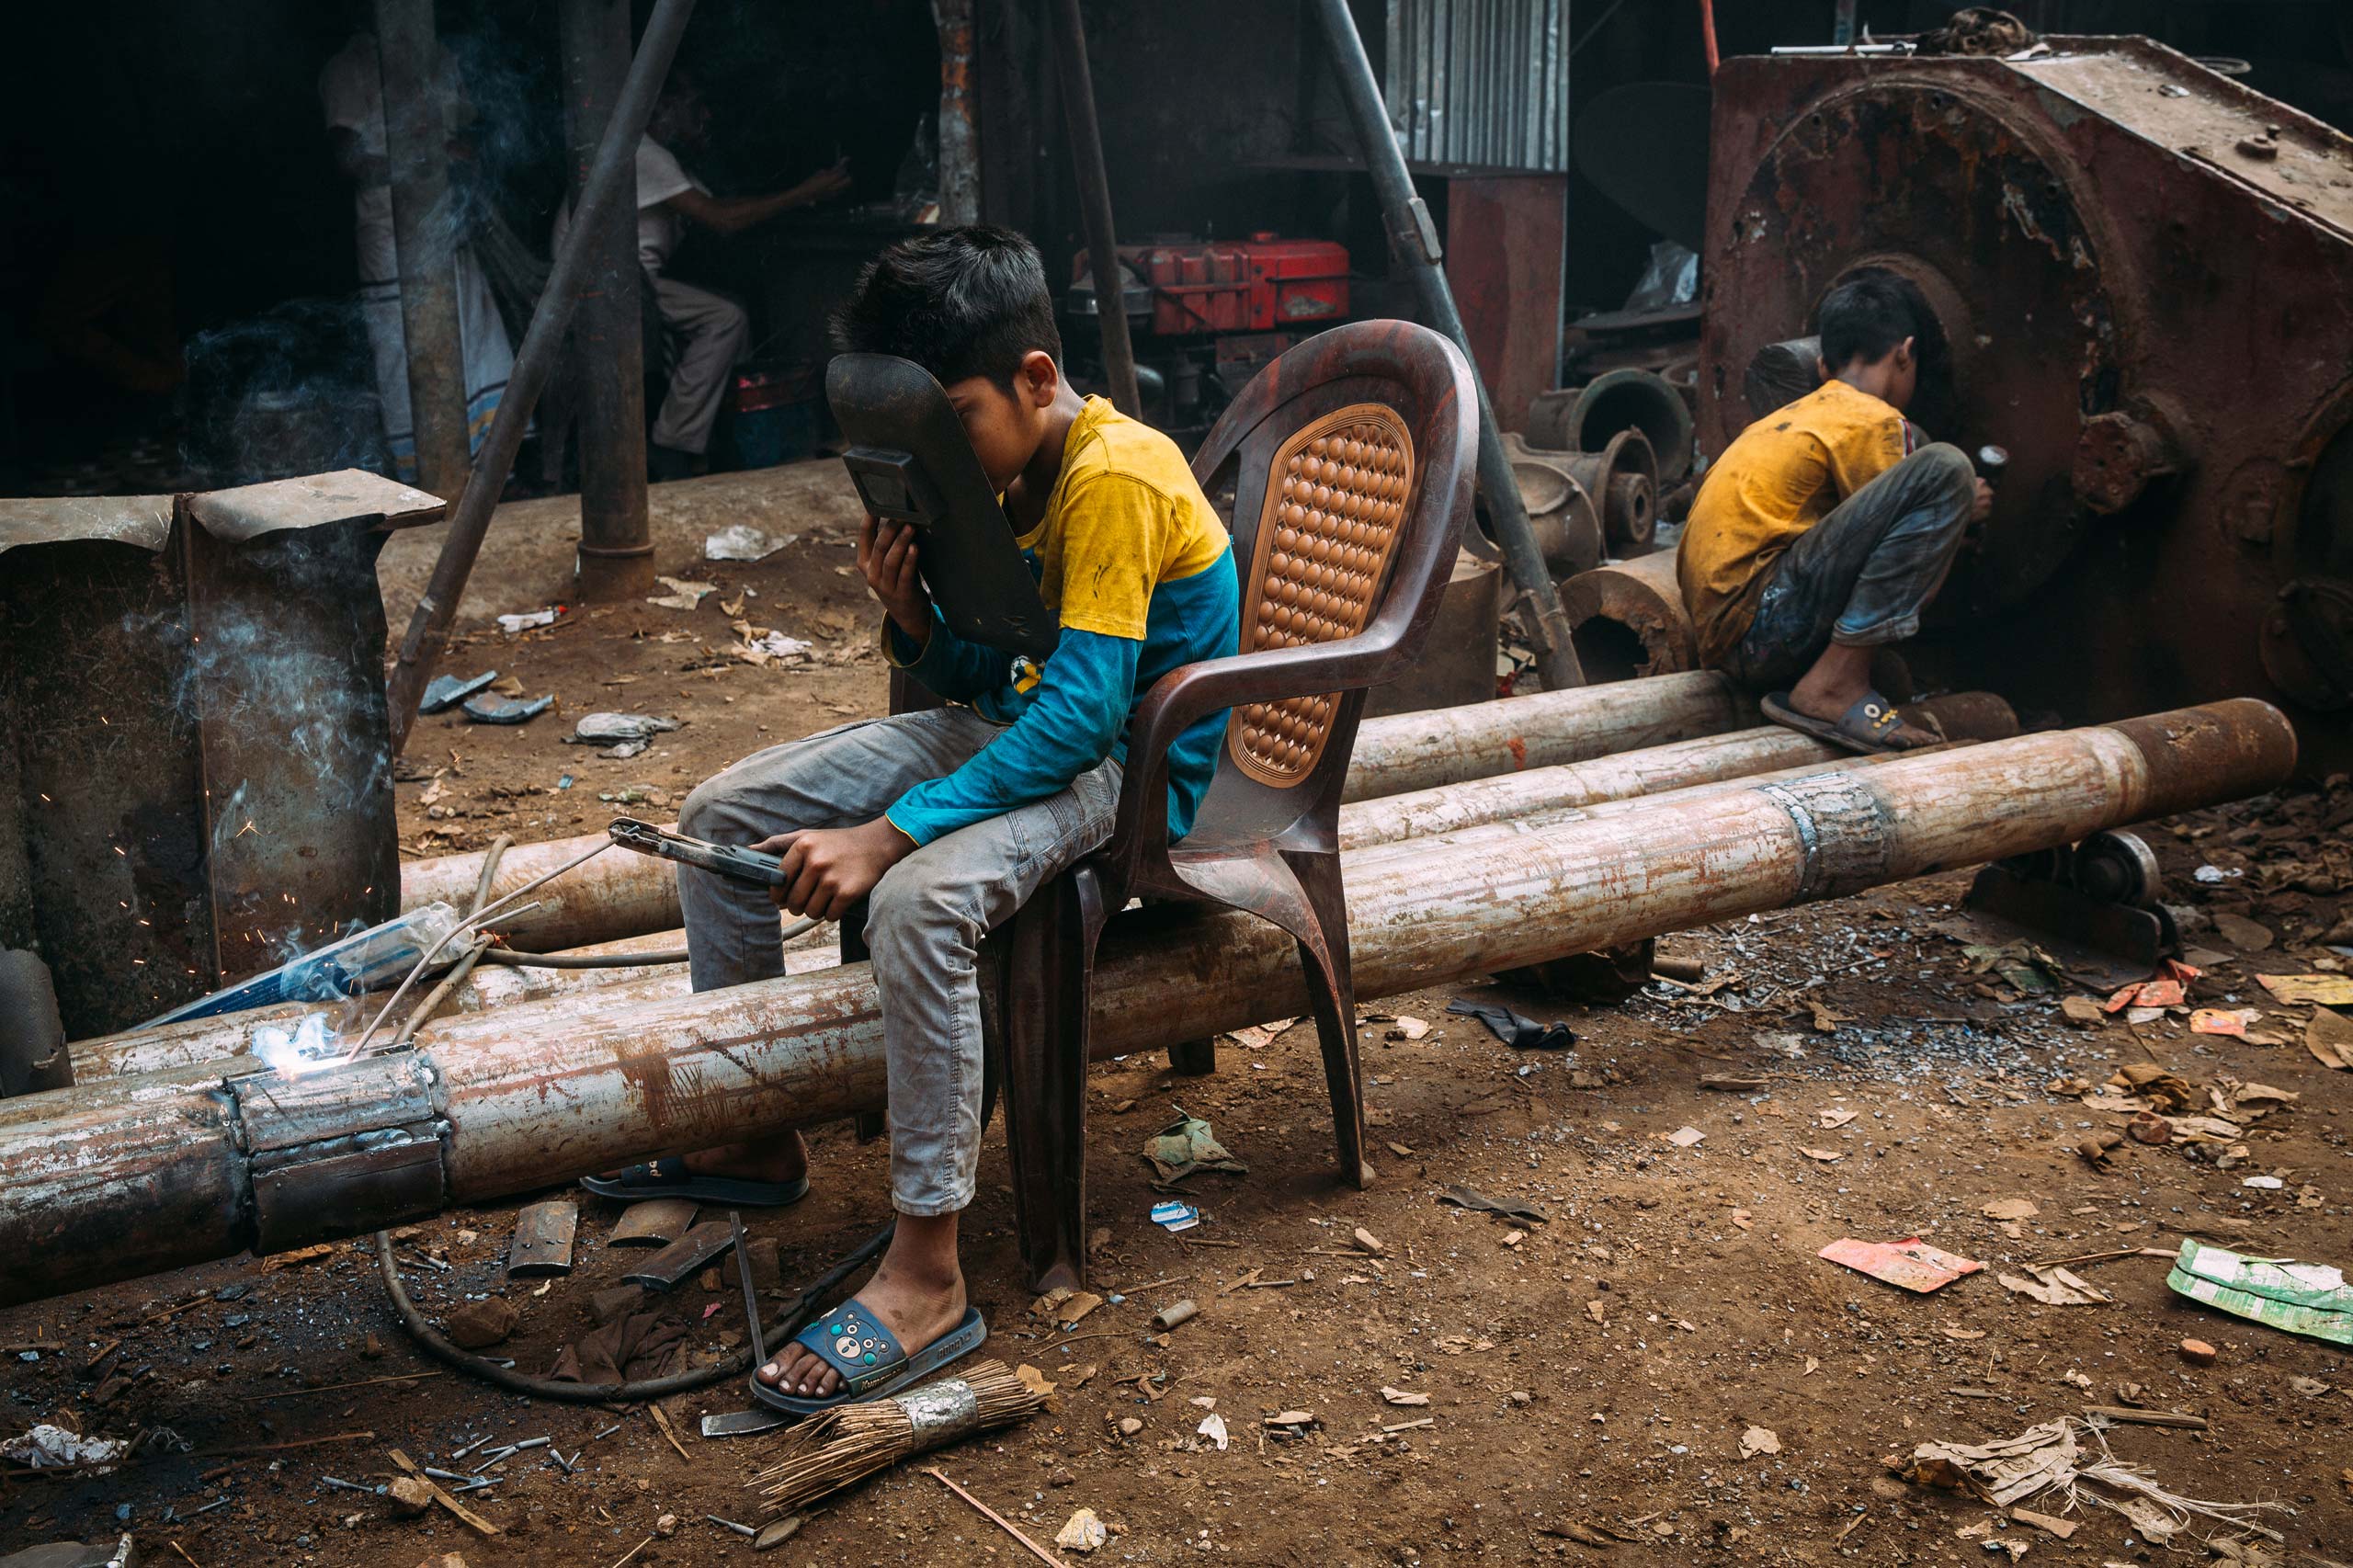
[1166,1036,1217,1076]
[1283,850,1373,1189]
[997,869,1108,1293]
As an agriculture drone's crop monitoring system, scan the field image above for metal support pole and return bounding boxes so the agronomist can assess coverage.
[373,0,472,498]
[1047,0,1142,417]
[384,0,699,756]
[1308,0,1586,692]
[933,0,981,226]
[558,0,655,600]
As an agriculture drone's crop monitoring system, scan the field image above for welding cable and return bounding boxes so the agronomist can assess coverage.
[342,839,613,1060]
[369,831,885,1402]
[391,933,494,1050]
[372,1221,893,1403]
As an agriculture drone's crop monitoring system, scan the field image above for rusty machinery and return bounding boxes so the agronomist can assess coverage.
[1699,36,2353,771]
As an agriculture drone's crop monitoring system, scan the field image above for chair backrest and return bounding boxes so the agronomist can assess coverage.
[1188,320,1478,835]
[1225,403,1417,787]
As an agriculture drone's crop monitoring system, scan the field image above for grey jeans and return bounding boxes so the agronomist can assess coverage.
[650,275,750,455]
[676,708,1121,1216]
[1724,442,1976,693]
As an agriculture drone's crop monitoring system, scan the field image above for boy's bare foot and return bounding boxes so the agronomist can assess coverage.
[758,1214,967,1402]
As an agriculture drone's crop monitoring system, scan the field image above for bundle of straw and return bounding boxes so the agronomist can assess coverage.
[747,1359,1048,1517]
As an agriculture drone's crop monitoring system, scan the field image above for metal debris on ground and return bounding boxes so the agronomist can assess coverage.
[495,608,560,632]
[1436,1185,1550,1225]
[2166,1240,2353,1346]
[461,693,551,725]
[565,713,681,763]
[420,670,499,713]
[1149,1200,1200,1233]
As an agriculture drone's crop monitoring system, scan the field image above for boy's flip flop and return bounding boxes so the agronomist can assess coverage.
[1761,689,1944,756]
[578,1156,813,1208]
[749,1298,989,1416]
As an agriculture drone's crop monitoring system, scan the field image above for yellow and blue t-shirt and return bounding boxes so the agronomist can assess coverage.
[1678,378,1916,667]
[882,395,1240,846]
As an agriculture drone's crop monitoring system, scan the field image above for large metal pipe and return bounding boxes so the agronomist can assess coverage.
[384,0,698,756]
[558,0,656,600]
[1048,0,1141,418]
[70,691,2009,1083]
[1308,0,1587,695]
[0,702,2294,1305]
[1559,548,1699,684]
[396,673,1755,950]
[372,0,471,496]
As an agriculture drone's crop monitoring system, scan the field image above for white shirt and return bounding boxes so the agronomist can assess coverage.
[551,135,708,278]
[632,137,705,276]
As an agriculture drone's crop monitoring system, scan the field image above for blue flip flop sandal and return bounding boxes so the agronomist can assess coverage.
[579,1156,813,1208]
[749,1297,989,1416]
[1761,688,1942,756]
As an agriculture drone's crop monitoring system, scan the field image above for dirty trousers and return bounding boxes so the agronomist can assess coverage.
[676,709,1122,1215]
[650,275,750,456]
[1724,442,1976,692]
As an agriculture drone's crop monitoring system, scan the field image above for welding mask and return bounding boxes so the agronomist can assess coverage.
[825,353,1060,661]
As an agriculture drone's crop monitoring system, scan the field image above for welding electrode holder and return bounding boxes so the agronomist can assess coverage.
[608,817,788,889]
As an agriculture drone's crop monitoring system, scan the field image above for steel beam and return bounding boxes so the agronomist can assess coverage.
[372,0,472,497]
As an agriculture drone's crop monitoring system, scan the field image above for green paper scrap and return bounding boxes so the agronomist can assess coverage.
[2165,1238,2353,1346]
[1142,1110,1248,1182]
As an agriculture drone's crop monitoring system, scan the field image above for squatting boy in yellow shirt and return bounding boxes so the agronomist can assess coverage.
[1678,272,1992,753]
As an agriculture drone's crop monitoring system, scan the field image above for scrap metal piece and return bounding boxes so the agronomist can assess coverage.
[699,1407,790,1438]
[461,694,551,725]
[608,1198,699,1247]
[419,671,498,714]
[621,1219,735,1290]
[730,1210,767,1369]
[506,1199,579,1278]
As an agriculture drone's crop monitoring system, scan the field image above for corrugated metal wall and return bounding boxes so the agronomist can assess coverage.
[1383,0,1570,172]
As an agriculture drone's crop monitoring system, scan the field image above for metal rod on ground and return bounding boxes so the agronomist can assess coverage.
[557,0,656,600]
[1047,0,1142,418]
[1307,0,1586,694]
[0,701,2294,1306]
[389,671,1756,951]
[382,0,699,756]
[65,692,2014,1085]
[373,0,472,497]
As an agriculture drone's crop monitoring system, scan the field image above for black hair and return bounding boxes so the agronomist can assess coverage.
[834,225,1063,390]
[1817,271,1938,374]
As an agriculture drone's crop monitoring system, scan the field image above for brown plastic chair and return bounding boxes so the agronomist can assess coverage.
[990,318,1478,1290]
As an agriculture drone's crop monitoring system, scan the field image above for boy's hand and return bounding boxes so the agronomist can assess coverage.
[753,819,915,921]
[1971,477,1995,523]
[858,514,933,647]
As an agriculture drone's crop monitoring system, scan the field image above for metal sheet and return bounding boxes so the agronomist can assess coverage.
[622,1219,736,1290]
[188,471,443,541]
[507,1199,580,1277]
[607,1197,699,1246]
[1383,0,1568,173]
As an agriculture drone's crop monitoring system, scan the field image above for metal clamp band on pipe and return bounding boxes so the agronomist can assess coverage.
[1758,772,1894,902]
[228,1054,450,1254]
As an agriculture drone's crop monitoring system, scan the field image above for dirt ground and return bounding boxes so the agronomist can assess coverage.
[4,464,2351,1566]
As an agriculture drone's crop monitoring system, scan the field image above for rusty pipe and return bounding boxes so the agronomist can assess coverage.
[72,692,2009,1083]
[1559,549,1699,684]
[0,701,2293,1306]
[398,673,1756,950]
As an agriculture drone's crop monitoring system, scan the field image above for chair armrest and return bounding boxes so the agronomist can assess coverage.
[1106,627,1412,857]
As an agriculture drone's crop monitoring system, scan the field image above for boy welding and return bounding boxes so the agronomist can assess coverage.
[585,227,1240,1408]
[1677,272,1993,752]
